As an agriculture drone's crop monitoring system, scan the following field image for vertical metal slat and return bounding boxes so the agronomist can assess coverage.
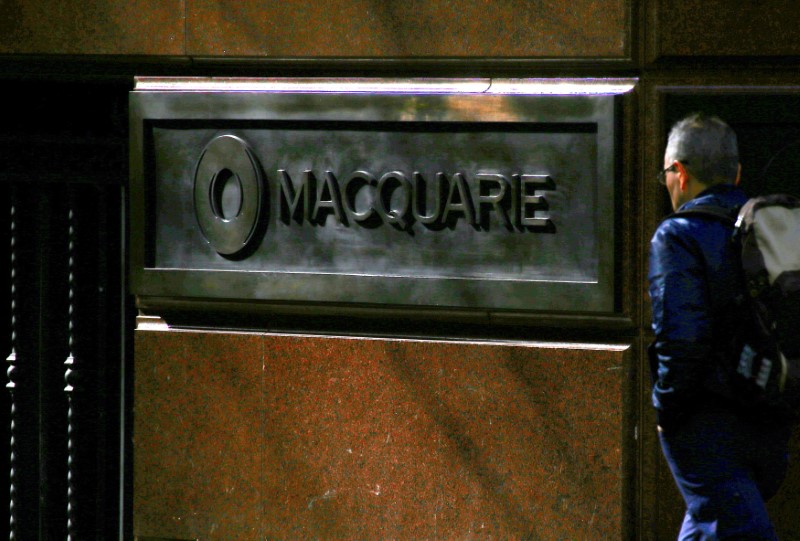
[6,189,17,541]
[65,191,76,541]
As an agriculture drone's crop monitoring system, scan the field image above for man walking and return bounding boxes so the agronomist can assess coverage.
[648,113,792,539]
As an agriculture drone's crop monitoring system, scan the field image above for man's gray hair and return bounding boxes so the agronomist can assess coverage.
[665,113,739,185]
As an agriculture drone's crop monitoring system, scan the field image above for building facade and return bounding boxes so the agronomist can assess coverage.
[1,1,800,539]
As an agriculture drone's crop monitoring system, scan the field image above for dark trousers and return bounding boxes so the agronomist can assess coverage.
[659,405,792,540]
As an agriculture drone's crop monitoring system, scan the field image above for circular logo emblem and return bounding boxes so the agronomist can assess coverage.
[194,134,265,256]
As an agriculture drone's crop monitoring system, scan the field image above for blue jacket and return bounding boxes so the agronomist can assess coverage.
[648,184,749,428]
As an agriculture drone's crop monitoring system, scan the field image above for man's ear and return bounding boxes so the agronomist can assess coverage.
[735,163,742,186]
[675,161,690,192]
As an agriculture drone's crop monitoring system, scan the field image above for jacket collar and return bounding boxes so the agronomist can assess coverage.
[678,183,747,212]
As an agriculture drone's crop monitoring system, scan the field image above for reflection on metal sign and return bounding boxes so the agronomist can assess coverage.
[130,78,633,316]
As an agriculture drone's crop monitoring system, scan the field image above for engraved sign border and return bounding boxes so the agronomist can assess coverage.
[130,78,634,322]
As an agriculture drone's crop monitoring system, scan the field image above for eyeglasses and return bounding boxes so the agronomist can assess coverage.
[657,165,676,185]
[657,161,687,185]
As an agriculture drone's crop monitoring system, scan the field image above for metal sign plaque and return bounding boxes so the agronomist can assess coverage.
[130,78,632,317]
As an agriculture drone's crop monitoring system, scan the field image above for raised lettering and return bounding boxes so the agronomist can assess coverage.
[441,172,476,226]
[476,173,512,229]
[313,171,347,225]
[279,169,315,224]
[279,168,555,232]
[412,172,446,226]
[518,174,553,229]
[377,171,411,229]
[343,171,378,225]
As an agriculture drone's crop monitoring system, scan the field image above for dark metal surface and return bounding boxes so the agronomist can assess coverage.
[131,79,633,316]
[193,134,265,256]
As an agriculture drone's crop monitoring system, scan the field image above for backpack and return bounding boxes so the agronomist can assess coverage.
[674,194,800,416]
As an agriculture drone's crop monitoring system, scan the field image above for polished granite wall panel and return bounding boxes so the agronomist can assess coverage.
[185,0,628,58]
[135,330,628,540]
[0,0,184,55]
[134,331,265,539]
[0,0,626,58]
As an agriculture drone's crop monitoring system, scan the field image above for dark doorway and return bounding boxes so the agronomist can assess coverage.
[0,80,132,540]
[666,94,800,198]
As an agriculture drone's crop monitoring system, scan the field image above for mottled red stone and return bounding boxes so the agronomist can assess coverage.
[134,331,265,539]
[0,0,184,55]
[134,330,627,540]
[185,0,627,58]
[0,0,627,59]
